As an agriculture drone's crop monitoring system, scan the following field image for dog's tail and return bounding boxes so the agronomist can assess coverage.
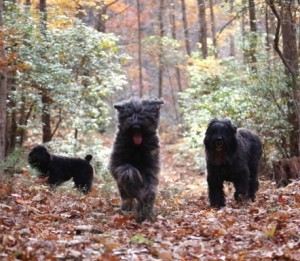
[116,165,143,198]
[85,154,93,163]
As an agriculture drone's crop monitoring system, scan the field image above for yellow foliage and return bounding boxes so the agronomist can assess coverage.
[189,56,221,75]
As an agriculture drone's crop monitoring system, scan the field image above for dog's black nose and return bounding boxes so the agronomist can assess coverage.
[216,137,222,142]
[132,124,141,130]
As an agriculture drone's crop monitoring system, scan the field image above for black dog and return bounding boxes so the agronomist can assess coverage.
[204,119,262,208]
[109,97,164,223]
[28,145,93,194]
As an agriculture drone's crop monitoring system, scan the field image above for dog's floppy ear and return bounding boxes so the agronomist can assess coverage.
[224,119,237,133]
[114,104,123,111]
[147,98,164,110]
[210,118,219,124]
[207,118,219,129]
[148,98,164,106]
[230,121,237,134]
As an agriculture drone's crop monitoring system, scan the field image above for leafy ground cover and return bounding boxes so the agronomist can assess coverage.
[0,138,299,260]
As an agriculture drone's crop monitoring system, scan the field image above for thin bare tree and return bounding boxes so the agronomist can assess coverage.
[0,0,7,176]
[137,0,143,97]
[39,0,52,143]
[248,0,257,68]
[169,0,182,92]
[197,0,208,59]
[209,0,217,58]
[180,0,191,56]
[158,0,164,98]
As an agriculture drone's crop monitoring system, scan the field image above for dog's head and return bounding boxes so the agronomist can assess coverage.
[28,145,51,175]
[204,119,238,161]
[114,97,164,145]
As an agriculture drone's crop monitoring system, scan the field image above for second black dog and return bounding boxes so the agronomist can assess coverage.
[109,97,164,223]
[28,145,93,194]
[204,119,262,208]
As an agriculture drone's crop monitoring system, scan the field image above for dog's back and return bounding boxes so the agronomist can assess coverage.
[237,128,263,164]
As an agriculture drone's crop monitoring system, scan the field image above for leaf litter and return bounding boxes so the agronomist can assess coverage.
[0,139,300,260]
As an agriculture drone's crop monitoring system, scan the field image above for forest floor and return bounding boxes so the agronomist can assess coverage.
[0,135,300,260]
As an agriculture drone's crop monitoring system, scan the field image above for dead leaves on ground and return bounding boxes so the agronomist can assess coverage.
[0,174,299,260]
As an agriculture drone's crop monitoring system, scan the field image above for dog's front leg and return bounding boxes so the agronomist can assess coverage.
[233,173,250,202]
[207,174,225,208]
[136,183,157,223]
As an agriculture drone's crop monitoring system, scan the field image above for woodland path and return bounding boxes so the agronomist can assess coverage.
[0,135,299,260]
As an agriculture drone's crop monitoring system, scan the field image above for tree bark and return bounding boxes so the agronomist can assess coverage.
[158,0,164,98]
[41,93,51,143]
[248,0,257,69]
[0,0,7,176]
[209,0,217,58]
[169,0,182,92]
[39,0,52,142]
[267,0,299,157]
[137,0,143,97]
[95,1,107,33]
[281,0,299,157]
[180,0,191,56]
[197,0,208,59]
[229,0,235,57]
[272,157,300,187]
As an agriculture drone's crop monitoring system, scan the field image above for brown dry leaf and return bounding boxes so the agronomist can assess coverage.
[15,198,27,205]
[35,176,49,183]
[263,223,277,238]
[97,253,120,261]
[109,198,120,206]
[111,214,133,227]
[21,170,31,178]
[104,241,121,252]
[157,249,173,261]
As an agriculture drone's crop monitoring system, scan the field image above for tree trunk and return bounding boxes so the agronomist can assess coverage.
[248,0,257,70]
[272,157,300,187]
[265,5,271,51]
[137,0,143,97]
[197,0,208,59]
[95,2,107,33]
[0,0,7,176]
[209,0,217,58]
[5,77,16,156]
[42,92,52,143]
[19,99,33,146]
[281,0,299,157]
[229,0,235,57]
[180,0,191,56]
[39,0,52,142]
[158,0,164,98]
[241,0,246,63]
[169,0,182,92]
[39,0,46,24]
[267,0,299,157]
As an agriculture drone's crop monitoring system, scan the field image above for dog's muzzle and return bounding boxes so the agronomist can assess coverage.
[215,137,224,151]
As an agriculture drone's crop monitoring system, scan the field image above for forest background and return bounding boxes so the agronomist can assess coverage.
[0,0,299,172]
[0,0,299,260]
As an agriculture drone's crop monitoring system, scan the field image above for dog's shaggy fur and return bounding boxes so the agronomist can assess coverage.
[28,145,93,194]
[109,97,164,223]
[204,119,262,208]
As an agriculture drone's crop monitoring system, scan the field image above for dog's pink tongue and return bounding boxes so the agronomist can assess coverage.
[133,133,143,145]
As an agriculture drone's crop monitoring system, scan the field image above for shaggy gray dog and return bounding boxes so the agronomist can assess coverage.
[204,119,263,208]
[28,145,93,194]
[109,97,164,223]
